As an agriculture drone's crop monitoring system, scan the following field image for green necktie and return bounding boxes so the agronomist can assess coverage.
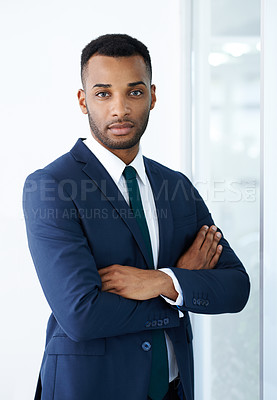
[123,166,169,400]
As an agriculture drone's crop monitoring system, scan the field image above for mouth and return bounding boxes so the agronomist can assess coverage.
[108,122,134,136]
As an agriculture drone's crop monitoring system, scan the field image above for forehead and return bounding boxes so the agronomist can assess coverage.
[85,55,149,86]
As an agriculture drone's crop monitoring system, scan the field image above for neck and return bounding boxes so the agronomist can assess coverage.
[91,133,140,164]
[108,145,139,165]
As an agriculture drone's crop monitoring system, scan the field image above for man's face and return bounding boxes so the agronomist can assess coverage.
[78,55,156,152]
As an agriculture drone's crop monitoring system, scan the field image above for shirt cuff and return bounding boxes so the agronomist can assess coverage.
[159,268,184,317]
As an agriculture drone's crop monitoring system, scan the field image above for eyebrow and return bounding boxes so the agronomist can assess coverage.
[128,81,147,87]
[92,83,111,88]
[92,81,147,89]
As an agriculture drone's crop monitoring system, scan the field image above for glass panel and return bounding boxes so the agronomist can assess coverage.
[191,1,260,399]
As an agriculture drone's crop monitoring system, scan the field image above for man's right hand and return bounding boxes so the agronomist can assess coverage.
[176,225,222,270]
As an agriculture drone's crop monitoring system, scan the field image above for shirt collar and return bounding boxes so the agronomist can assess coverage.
[83,134,147,186]
[128,147,147,185]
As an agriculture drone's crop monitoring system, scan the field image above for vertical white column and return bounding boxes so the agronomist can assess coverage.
[191,0,211,182]
[261,0,277,399]
[190,1,212,400]
[180,0,193,178]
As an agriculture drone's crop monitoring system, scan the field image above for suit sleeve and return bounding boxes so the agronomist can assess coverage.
[168,175,250,315]
[23,171,180,342]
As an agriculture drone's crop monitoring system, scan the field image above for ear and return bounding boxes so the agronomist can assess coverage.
[77,89,88,114]
[150,84,156,110]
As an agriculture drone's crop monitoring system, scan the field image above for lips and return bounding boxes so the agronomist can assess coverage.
[108,122,134,136]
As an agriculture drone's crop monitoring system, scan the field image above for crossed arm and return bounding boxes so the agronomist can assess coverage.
[99,224,222,302]
[24,169,250,341]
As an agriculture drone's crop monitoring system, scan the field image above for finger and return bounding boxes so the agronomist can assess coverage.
[209,244,223,268]
[101,278,120,292]
[99,272,111,283]
[101,280,112,291]
[98,268,107,277]
[193,225,209,250]
[98,265,118,277]
[200,225,217,254]
[206,230,222,261]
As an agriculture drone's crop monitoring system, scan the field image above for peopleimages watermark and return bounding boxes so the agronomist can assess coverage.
[23,177,258,204]
[194,179,257,203]
[23,207,169,221]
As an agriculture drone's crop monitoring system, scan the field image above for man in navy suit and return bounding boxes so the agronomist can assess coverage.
[23,34,250,400]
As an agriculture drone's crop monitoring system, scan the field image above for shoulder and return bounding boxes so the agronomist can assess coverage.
[25,152,73,185]
[25,139,89,184]
[143,156,193,187]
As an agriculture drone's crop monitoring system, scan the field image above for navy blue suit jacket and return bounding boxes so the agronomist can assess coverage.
[23,139,250,400]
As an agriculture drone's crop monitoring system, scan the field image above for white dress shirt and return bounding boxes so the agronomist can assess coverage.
[84,134,183,382]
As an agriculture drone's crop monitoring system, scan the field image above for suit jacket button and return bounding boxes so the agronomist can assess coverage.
[142,341,151,351]
[193,298,197,305]
[151,320,157,327]
[145,321,151,328]
[163,318,169,326]
[157,319,163,327]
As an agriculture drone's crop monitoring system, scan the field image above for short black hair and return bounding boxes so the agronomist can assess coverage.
[81,33,152,87]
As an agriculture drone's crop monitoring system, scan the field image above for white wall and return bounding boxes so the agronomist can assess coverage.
[0,1,185,398]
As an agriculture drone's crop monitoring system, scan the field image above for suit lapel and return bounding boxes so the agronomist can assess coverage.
[70,139,153,267]
[144,158,174,268]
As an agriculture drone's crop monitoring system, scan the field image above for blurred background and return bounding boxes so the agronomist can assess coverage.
[189,1,260,400]
[0,0,270,399]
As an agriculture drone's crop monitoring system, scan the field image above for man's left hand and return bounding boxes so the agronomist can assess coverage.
[99,265,178,301]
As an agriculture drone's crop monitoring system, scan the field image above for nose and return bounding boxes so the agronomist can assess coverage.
[110,94,130,119]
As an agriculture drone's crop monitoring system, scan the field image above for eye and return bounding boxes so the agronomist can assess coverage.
[96,91,110,98]
[130,89,143,97]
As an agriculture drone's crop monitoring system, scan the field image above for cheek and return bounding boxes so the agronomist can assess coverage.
[88,105,107,125]
[137,105,150,122]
